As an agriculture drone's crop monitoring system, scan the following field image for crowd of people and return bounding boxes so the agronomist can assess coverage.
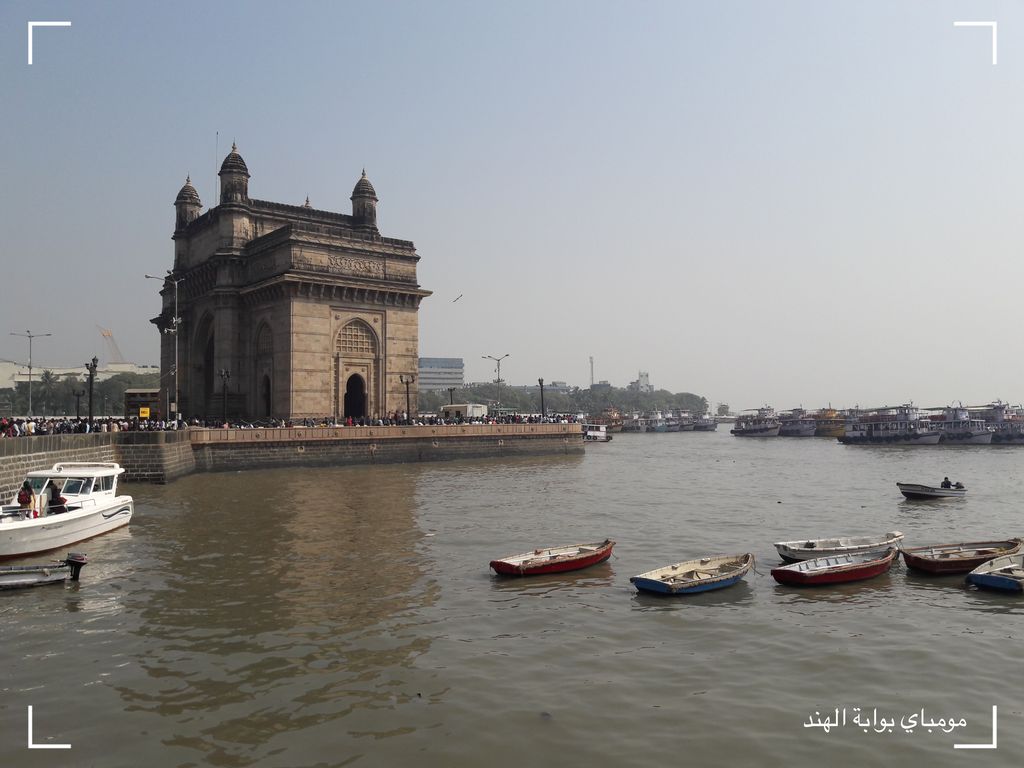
[0,412,582,436]
[0,416,187,437]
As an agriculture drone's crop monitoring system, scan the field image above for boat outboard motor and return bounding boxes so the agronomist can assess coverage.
[63,553,88,581]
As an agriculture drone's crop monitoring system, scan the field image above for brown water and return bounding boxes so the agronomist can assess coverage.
[2,432,1023,767]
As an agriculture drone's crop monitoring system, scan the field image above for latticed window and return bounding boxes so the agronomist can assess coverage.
[255,325,273,355]
[337,321,377,356]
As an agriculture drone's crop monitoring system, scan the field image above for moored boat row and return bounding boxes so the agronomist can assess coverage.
[489,528,1024,595]
[720,401,1024,444]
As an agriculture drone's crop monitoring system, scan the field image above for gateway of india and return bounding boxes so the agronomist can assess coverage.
[152,144,431,421]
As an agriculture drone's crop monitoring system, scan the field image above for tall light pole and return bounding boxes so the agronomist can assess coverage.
[538,378,545,419]
[9,330,52,415]
[85,356,98,426]
[145,272,184,423]
[482,354,509,419]
[447,386,455,405]
[219,369,231,426]
[399,374,416,424]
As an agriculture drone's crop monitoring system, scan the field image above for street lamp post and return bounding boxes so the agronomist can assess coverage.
[399,374,416,424]
[482,354,509,419]
[72,388,85,419]
[9,330,52,415]
[447,386,455,405]
[538,378,545,419]
[85,356,98,426]
[219,369,230,426]
[145,272,184,423]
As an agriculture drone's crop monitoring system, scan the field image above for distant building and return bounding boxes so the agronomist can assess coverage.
[627,371,654,394]
[590,380,612,393]
[0,361,157,390]
[418,357,464,390]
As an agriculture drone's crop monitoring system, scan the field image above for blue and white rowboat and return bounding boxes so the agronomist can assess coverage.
[631,553,754,595]
[966,555,1024,592]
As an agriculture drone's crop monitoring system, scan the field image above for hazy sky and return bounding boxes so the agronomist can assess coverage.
[2,1,1021,410]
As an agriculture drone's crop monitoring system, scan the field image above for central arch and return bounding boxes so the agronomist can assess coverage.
[344,374,366,418]
[335,319,380,419]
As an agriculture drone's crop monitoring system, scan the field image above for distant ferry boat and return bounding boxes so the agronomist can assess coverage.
[778,407,817,437]
[621,413,649,433]
[969,401,1024,444]
[647,412,668,433]
[926,405,994,444]
[838,405,941,445]
[583,423,612,442]
[731,407,781,437]
[692,414,718,431]
[590,409,624,433]
[814,407,847,438]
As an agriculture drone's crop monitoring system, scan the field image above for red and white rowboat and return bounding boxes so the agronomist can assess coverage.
[490,539,615,576]
[771,547,898,586]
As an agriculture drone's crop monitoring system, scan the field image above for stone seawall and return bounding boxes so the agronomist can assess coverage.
[115,431,197,484]
[191,423,583,472]
[0,424,583,496]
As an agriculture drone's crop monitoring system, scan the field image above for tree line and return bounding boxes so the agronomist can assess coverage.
[0,371,160,418]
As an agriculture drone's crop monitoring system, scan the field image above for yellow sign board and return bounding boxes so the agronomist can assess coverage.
[139,407,150,419]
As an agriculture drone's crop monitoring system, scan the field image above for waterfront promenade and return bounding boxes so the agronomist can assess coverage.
[0,422,585,497]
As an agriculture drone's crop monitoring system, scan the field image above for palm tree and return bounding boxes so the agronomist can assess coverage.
[38,370,59,416]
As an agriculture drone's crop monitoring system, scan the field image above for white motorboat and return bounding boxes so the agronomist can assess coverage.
[582,423,612,442]
[774,530,904,563]
[0,463,133,558]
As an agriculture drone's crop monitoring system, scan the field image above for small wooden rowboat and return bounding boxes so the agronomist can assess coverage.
[902,539,1023,575]
[0,553,87,590]
[896,482,966,500]
[966,555,1024,592]
[489,539,614,576]
[771,548,897,586]
[630,553,753,595]
[774,531,903,563]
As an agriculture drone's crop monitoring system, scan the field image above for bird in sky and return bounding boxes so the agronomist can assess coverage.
[452,294,463,303]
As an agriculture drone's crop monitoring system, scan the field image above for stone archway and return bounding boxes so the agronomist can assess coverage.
[343,374,366,419]
[260,374,272,418]
[335,319,380,418]
[254,324,273,418]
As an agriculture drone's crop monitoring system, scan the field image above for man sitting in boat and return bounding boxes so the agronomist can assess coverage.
[46,482,67,515]
[941,477,952,489]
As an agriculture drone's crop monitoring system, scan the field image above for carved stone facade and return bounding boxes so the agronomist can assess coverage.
[152,146,431,420]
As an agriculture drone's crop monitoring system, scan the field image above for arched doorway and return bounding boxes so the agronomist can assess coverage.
[254,324,273,418]
[344,374,366,419]
[335,320,379,418]
[203,334,215,414]
[261,375,271,417]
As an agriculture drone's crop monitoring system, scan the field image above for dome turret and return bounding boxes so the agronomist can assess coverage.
[174,175,202,230]
[350,169,378,230]
[218,142,250,204]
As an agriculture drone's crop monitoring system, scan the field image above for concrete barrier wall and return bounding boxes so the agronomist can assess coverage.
[0,424,583,495]
[0,434,118,500]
